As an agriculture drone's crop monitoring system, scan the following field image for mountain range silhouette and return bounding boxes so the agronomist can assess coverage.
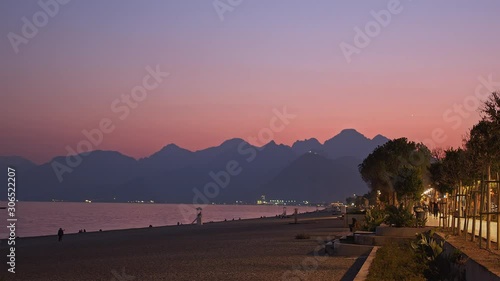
[1,129,389,203]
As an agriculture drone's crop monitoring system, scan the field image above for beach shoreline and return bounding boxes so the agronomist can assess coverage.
[1,205,328,240]
[0,211,362,281]
[0,201,325,239]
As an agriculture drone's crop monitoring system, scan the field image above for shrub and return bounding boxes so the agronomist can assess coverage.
[411,230,467,280]
[367,241,426,281]
[363,209,387,231]
[385,205,415,227]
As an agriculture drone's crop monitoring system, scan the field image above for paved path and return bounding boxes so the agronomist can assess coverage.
[427,213,499,243]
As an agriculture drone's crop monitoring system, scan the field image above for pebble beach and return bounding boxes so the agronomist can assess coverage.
[1,212,364,281]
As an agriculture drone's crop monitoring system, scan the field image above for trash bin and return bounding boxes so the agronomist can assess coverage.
[414,207,425,227]
[416,210,425,219]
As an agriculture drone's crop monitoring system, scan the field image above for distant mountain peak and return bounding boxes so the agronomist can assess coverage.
[87,150,124,156]
[262,140,291,149]
[324,129,369,144]
[372,134,389,141]
[292,138,320,146]
[341,128,359,133]
[291,138,323,156]
[159,143,188,152]
[264,140,278,147]
[222,138,245,143]
[322,129,381,159]
[337,128,367,138]
[371,134,390,147]
[143,143,192,161]
[220,138,246,147]
[164,143,180,149]
[85,150,137,160]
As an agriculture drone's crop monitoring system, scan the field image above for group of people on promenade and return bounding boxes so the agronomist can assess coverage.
[424,201,440,218]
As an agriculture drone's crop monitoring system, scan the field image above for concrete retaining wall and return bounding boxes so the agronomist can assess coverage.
[354,234,411,246]
[375,226,434,237]
[435,234,500,281]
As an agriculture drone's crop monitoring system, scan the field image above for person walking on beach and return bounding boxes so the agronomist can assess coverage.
[58,228,64,242]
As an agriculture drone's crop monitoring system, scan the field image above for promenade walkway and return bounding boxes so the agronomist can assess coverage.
[426,213,499,243]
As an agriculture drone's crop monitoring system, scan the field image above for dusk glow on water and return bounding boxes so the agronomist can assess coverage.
[2,202,319,238]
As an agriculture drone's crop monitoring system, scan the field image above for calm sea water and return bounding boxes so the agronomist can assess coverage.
[0,202,319,238]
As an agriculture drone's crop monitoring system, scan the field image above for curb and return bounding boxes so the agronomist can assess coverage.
[353,246,379,281]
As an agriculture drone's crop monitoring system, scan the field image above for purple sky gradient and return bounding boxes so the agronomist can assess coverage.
[1,0,499,163]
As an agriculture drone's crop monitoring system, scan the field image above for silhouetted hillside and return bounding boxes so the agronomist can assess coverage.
[18,151,140,201]
[1,129,388,203]
[258,153,366,202]
[291,138,323,155]
[0,156,36,171]
[323,129,389,159]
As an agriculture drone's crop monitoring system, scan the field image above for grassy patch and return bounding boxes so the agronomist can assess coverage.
[367,241,426,281]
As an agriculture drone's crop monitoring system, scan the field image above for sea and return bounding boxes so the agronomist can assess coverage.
[0,202,320,238]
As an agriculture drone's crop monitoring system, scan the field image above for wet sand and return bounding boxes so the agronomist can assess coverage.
[0,212,363,281]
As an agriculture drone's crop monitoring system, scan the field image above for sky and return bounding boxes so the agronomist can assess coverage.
[1,0,499,164]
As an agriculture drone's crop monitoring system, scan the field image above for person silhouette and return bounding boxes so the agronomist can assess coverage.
[349,218,359,232]
[433,202,439,218]
[58,228,64,242]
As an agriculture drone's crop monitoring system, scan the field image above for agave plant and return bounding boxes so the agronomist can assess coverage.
[363,208,387,231]
[411,229,444,261]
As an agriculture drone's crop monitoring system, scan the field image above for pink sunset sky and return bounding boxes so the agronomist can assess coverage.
[1,0,499,164]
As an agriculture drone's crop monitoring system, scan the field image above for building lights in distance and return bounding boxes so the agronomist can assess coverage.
[126,200,155,204]
[256,195,309,206]
[421,188,434,196]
